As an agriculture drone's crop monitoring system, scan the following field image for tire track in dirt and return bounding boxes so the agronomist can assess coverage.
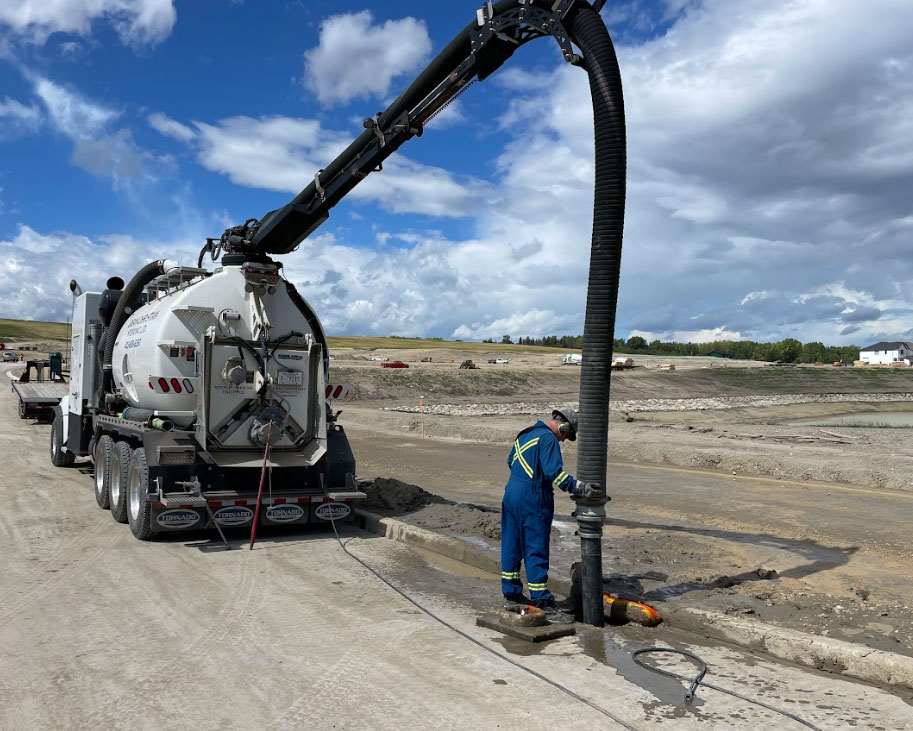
[0,517,120,623]
[80,547,268,730]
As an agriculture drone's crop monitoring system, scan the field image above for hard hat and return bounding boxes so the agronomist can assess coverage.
[551,407,578,441]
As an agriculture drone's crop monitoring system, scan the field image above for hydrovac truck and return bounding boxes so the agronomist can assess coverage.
[54,259,360,540]
[52,0,623,628]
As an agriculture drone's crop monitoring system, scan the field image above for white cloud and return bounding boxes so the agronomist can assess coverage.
[423,100,466,130]
[629,327,743,344]
[451,310,575,341]
[148,112,195,142]
[71,129,172,184]
[191,114,487,218]
[0,224,201,321]
[580,0,913,344]
[0,96,41,137]
[14,0,913,345]
[32,76,118,138]
[303,11,431,106]
[30,75,168,183]
[0,0,176,46]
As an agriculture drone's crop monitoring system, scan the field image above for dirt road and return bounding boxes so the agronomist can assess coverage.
[343,403,913,660]
[4,365,913,727]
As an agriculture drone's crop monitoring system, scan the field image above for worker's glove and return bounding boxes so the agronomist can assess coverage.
[572,481,605,501]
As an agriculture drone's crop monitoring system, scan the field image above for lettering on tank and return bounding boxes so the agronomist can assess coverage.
[121,310,160,349]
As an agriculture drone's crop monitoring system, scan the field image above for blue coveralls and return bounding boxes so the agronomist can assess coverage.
[501,421,577,604]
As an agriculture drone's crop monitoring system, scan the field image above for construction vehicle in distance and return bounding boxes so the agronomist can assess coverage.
[12,358,67,421]
[459,359,480,370]
[611,357,634,370]
[561,353,583,365]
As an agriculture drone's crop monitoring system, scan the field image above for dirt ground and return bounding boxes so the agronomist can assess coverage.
[332,353,913,492]
[335,352,913,663]
[6,359,913,728]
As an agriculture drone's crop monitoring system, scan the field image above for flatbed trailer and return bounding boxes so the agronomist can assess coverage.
[11,360,68,420]
[12,380,68,420]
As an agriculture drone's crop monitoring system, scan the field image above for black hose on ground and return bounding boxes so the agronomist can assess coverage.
[101,260,169,397]
[632,648,822,730]
[326,520,637,730]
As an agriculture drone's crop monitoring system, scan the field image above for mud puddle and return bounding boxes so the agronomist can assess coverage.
[361,477,913,659]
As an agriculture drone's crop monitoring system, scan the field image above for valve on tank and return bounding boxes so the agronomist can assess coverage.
[249,406,285,447]
[221,355,248,386]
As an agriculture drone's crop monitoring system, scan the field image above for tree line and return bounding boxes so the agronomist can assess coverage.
[488,334,860,364]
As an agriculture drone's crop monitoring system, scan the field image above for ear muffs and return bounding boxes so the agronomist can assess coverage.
[558,421,576,440]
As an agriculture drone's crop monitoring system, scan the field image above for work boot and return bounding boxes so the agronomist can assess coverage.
[535,597,574,624]
[503,593,531,608]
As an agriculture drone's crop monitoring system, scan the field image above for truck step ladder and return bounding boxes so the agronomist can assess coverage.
[160,493,208,508]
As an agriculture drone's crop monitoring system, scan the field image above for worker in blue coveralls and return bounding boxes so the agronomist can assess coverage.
[501,407,604,618]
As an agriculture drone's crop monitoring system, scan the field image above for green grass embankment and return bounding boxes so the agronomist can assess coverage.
[0,318,69,341]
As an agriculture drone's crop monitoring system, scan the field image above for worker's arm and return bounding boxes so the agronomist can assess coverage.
[539,436,577,493]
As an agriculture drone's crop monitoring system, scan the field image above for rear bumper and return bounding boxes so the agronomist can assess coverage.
[150,494,364,531]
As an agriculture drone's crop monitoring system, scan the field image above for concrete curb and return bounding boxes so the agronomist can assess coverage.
[664,607,913,691]
[354,508,913,691]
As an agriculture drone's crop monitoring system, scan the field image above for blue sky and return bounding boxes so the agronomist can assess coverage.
[1,1,912,345]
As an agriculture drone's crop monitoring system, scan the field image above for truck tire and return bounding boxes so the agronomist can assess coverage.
[93,435,114,510]
[109,441,132,523]
[127,447,155,540]
[50,414,75,468]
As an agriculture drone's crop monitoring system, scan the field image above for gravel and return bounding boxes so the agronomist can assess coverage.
[384,392,913,416]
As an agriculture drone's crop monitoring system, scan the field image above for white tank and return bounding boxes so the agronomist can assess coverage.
[112,262,320,415]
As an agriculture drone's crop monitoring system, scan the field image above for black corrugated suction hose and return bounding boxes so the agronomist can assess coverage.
[561,3,627,628]
[290,1,625,472]
[102,260,169,394]
[566,6,626,497]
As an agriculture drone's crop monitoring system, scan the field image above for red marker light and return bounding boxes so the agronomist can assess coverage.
[158,377,170,393]
[170,378,182,393]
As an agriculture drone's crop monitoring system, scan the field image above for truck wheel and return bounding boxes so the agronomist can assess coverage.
[127,448,155,540]
[50,414,75,468]
[93,435,114,510]
[109,441,132,523]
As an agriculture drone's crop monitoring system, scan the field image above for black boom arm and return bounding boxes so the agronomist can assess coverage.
[217,0,606,256]
[218,0,624,629]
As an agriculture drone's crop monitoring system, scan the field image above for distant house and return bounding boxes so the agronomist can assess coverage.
[859,342,913,365]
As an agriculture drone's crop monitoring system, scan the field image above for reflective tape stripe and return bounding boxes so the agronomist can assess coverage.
[527,583,548,591]
[513,439,534,477]
[553,471,568,487]
[510,437,539,474]
[509,437,538,463]
[501,572,521,579]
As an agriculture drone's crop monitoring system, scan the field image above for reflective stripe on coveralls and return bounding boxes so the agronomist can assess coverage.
[501,421,578,603]
[511,436,538,477]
